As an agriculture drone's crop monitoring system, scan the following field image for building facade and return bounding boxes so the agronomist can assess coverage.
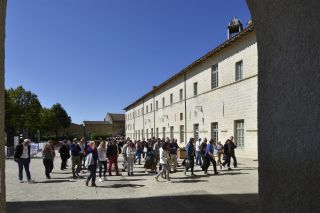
[124,23,257,158]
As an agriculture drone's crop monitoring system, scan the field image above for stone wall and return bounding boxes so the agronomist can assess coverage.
[0,0,6,212]
[246,0,320,212]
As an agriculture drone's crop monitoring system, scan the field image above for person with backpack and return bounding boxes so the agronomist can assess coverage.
[200,138,208,163]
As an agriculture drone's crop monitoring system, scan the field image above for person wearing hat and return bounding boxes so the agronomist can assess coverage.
[14,139,33,183]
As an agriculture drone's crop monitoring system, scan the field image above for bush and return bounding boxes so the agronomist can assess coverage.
[90,132,112,140]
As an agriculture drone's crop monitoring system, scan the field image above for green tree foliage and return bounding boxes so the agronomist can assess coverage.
[5,86,42,139]
[5,86,72,144]
[51,103,71,129]
[39,108,60,134]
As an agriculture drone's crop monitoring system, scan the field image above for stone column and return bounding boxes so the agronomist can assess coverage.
[0,0,7,212]
[246,0,320,212]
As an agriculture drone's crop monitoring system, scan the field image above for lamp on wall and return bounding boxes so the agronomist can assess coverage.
[195,106,203,112]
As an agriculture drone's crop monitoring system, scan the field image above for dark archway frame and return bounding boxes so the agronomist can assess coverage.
[1,1,320,212]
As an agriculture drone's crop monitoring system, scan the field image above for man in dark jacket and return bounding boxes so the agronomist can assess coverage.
[14,139,33,183]
[59,140,70,170]
[107,140,119,176]
[222,136,237,170]
[70,138,81,178]
[184,138,195,176]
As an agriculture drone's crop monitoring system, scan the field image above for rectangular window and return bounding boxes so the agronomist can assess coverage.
[156,101,158,110]
[156,128,159,138]
[180,113,183,121]
[141,107,144,115]
[138,109,140,116]
[235,120,244,147]
[170,93,173,104]
[138,130,140,140]
[235,60,243,81]
[193,124,199,141]
[146,106,148,113]
[162,97,165,107]
[211,122,218,142]
[150,103,153,112]
[162,127,166,139]
[211,64,219,88]
[179,89,183,101]
[141,130,144,139]
[151,128,154,138]
[193,82,198,96]
[170,126,174,139]
[180,125,184,143]
[146,129,149,139]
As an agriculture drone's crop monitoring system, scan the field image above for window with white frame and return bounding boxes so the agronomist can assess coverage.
[150,103,152,111]
[170,93,173,104]
[170,126,174,139]
[235,120,244,147]
[162,127,166,139]
[156,101,158,110]
[180,113,183,121]
[211,64,218,88]
[180,125,184,143]
[211,122,218,142]
[146,105,148,113]
[235,60,243,81]
[156,127,159,138]
[193,124,199,141]
[179,89,183,101]
[193,82,198,96]
[162,97,165,107]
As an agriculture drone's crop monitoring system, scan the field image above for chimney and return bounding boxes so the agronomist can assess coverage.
[227,16,243,39]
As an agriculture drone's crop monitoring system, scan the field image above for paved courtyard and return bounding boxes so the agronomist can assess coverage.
[6,153,258,213]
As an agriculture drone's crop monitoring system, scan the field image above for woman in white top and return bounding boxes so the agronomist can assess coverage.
[154,142,171,182]
[97,141,107,182]
[126,141,136,176]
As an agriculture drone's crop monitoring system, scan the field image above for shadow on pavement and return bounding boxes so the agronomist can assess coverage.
[7,194,258,213]
[96,183,145,188]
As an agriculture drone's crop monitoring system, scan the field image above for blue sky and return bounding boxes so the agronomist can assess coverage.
[5,0,251,124]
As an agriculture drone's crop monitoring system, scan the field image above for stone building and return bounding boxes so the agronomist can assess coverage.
[57,113,125,139]
[124,19,257,158]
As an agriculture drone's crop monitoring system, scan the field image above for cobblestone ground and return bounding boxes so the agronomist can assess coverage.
[6,152,258,213]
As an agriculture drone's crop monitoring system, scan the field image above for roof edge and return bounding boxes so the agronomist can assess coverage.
[123,24,255,111]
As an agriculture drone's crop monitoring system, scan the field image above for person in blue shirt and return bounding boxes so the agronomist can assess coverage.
[184,138,195,176]
[203,139,218,175]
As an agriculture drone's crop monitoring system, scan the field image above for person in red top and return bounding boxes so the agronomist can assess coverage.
[107,140,119,176]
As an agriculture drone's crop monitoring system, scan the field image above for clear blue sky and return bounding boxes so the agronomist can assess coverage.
[5,0,251,124]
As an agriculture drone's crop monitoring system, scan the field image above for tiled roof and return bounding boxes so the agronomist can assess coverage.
[107,113,125,122]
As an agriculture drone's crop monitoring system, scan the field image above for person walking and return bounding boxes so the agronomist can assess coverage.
[121,141,129,172]
[59,140,70,170]
[126,141,136,176]
[222,136,237,170]
[195,138,202,166]
[144,144,156,174]
[203,139,219,175]
[97,141,107,182]
[215,141,224,169]
[169,139,179,172]
[14,139,33,183]
[107,140,119,176]
[42,141,55,179]
[154,142,171,182]
[70,138,81,178]
[85,141,98,187]
[184,138,195,176]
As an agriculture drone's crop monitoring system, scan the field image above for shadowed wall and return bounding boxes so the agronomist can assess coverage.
[0,0,7,212]
[246,0,320,212]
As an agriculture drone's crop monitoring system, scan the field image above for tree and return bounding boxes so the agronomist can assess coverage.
[51,103,71,128]
[39,107,60,136]
[5,86,42,144]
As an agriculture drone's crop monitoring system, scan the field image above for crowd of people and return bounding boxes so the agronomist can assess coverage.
[13,136,238,186]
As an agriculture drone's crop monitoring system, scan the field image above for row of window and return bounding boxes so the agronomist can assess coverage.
[129,120,245,147]
[126,60,244,120]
